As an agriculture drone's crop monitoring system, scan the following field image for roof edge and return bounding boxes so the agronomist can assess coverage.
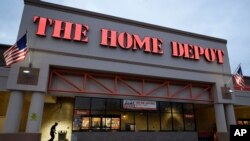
[0,44,11,48]
[24,0,227,44]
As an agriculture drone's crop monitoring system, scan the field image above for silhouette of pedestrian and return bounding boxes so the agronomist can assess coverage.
[48,122,58,141]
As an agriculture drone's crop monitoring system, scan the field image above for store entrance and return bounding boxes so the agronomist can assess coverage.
[79,115,121,131]
[71,96,200,141]
[73,96,196,132]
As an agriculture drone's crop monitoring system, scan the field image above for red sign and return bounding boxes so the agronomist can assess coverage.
[74,110,90,115]
[184,114,194,118]
[100,28,163,55]
[33,15,225,64]
[171,41,224,64]
[33,16,89,42]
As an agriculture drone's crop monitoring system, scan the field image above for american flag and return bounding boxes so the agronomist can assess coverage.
[234,66,245,88]
[3,34,29,67]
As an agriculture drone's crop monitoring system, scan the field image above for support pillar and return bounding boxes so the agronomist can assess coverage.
[25,92,45,133]
[225,104,236,126]
[214,103,229,141]
[3,90,24,133]
[214,103,227,132]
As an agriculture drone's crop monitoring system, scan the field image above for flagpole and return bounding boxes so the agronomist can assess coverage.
[225,63,241,87]
[26,29,32,68]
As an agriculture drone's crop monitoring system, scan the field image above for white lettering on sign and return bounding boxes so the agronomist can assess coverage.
[234,129,247,136]
[123,100,156,110]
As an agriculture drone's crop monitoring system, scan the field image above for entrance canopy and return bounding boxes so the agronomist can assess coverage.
[48,68,214,103]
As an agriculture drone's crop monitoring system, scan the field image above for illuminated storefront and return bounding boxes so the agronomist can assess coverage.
[1,0,250,141]
[72,97,195,132]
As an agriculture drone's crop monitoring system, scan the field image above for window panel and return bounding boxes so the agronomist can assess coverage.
[112,118,120,130]
[72,115,82,130]
[135,112,147,131]
[91,98,106,110]
[184,114,195,131]
[160,112,172,130]
[121,112,134,131]
[106,111,120,115]
[106,99,121,110]
[75,97,90,109]
[81,117,90,129]
[91,110,105,115]
[183,104,194,114]
[160,102,171,112]
[148,112,160,131]
[91,117,101,130]
[102,118,111,130]
[172,103,183,113]
[173,113,184,131]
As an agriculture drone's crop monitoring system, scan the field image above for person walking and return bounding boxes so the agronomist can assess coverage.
[48,122,58,141]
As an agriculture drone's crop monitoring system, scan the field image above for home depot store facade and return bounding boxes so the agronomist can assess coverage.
[2,0,250,141]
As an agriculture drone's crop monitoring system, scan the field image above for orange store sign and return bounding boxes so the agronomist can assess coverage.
[33,16,224,64]
[171,41,224,64]
[100,28,163,55]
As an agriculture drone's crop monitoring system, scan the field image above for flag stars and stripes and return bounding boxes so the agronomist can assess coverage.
[3,33,29,67]
[234,66,245,89]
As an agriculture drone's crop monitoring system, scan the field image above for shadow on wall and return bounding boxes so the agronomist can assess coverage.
[41,97,74,141]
